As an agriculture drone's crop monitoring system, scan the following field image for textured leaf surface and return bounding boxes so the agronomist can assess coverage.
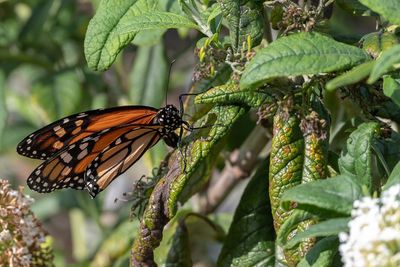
[359,0,400,25]
[194,83,273,107]
[368,45,400,83]
[167,105,247,216]
[338,122,380,188]
[297,236,339,267]
[217,161,275,267]
[281,175,363,216]
[285,218,349,249]
[84,0,157,71]
[325,61,374,91]
[241,32,370,89]
[269,106,304,230]
[217,0,264,51]
[116,11,198,35]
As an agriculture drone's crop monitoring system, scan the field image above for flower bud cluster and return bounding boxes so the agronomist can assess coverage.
[0,179,53,266]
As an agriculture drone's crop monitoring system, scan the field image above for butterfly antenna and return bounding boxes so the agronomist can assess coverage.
[165,59,176,106]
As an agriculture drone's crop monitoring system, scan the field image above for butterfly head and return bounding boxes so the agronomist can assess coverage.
[156,105,181,131]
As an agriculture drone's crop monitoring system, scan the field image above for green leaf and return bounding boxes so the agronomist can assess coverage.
[336,0,371,16]
[359,0,400,25]
[276,210,313,246]
[383,161,400,191]
[167,105,247,216]
[297,236,340,267]
[269,105,304,229]
[84,0,158,71]
[383,76,400,107]
[241,32,370,89]
[116,11,199,35]
[91,221,139,267]
[368,44,400,83]
[0,71,6,149]
[217,0,264,51]
[325,61,374,91]
[165,221,193,266]
[285,218,349,249]
[281,175,363,216]
[178,0,213,36]
[155,211,225,266]
[217,161,275,267]
[194,83,273,107]
[338,122,381,188]
[376,131,400,172]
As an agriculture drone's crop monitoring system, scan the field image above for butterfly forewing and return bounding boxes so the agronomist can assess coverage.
[17,106,158,160]
[84,127,162,197]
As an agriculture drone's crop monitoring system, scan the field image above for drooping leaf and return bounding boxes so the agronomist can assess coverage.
[84,0,157,71]
[368,45,400,83]
[269,103,304,230]
[155,211,225,266]
[338,122,381,188]
[297,236,340,267]
[281,175,363,216]
[241,32,370,89]
[379,131,400,173]
[383,75,400,107]
[217,0,264,51]
[325,61,374,91]
[165,221,192,267]
[217,160,275,267]
[359,0,400,25]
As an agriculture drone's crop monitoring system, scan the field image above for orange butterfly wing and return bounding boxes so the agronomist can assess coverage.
[17,106,158,160]
[27,125,162,196]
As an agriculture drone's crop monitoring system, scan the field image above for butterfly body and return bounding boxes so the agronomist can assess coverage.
[17,104,183,198]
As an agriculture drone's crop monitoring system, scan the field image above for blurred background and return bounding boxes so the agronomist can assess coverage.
[0,0,376,266]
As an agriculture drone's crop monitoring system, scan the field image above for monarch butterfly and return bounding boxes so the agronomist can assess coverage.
[17,104,189,198]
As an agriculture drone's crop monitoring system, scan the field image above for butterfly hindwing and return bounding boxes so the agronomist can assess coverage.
[84,127,162,197]
[17,106,158,160]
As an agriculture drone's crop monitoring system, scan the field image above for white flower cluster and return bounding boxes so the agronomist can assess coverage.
[339,184,400,267]
[0,179,53,266]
